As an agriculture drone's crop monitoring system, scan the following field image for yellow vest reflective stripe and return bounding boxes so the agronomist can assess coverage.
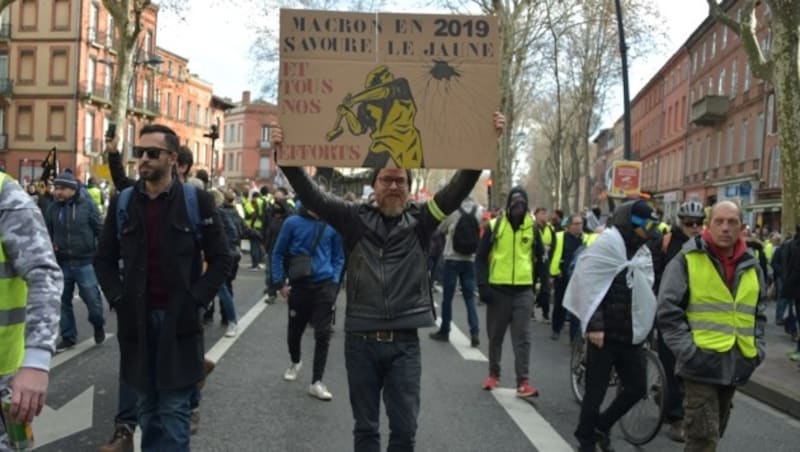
[685,252,759,358]
[549,231,593,277]
[0,172,28,375]
[489,216,535,285]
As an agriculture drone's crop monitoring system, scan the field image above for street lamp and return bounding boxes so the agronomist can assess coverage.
[613,0,632,161]
[204,118,220,185]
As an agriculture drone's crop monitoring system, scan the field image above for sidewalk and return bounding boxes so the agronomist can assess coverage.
[738,304,800,419]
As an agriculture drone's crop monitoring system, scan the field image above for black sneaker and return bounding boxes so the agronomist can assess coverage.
[94,328,106,345]
[56,338,76,353]
[429,331,449,342]
[470,335,480,347]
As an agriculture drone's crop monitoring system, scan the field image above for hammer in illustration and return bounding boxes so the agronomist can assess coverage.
[326,111,345,142]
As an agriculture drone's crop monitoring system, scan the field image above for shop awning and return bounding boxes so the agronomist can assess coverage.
[745,200,782,212]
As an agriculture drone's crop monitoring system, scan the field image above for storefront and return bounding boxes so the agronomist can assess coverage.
[746,200,782,234]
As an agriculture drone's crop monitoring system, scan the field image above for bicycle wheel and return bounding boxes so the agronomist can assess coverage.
[570,338,587,403]
[618,349,667,445]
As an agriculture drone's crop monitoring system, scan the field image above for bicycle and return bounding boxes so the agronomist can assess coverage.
[569,333,667,445]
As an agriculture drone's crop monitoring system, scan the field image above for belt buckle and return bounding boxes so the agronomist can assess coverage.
[375,330,394,342]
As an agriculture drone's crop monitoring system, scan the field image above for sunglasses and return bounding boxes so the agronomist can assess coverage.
[133,146,172,159]
[377,176,407,188]
[683,220,703,227]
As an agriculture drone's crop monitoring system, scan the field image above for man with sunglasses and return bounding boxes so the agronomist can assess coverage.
[649,200,705,442]
[95,124,232,452]
[268,112,504,452]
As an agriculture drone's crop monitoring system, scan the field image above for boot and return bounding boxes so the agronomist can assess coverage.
[97,423,134,452]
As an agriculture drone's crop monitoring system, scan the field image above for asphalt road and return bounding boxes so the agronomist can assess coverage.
[34,267,800,451]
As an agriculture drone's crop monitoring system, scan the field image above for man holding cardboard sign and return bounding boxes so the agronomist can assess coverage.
[269,111,503,452]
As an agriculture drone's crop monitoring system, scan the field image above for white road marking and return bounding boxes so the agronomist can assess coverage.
[433,317,487,362]
[491,388,574,452]
[34,386,94,448]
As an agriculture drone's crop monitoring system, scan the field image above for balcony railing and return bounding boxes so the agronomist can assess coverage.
[130,96,160,117]
[0,78,13,96]
[0,22,11,40]
[690,95,729,126]
[80,81,112,102]
[0,133,7,151]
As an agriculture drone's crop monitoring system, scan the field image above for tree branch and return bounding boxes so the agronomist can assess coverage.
[707,0,773,80]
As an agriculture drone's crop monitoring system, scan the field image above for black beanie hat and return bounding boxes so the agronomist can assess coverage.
[53,171,78,190]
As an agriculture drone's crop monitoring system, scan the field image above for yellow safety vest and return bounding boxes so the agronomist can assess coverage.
[685,252,759,358]
[658,222,670,235]
[764,241,773,263]
[0,173,29,375]
[488,215,535,285]
[549,231,593,277]
[87,186,103,212]
[538,223,553,248]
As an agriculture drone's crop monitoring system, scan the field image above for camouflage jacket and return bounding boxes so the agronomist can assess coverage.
[0,175,63,373]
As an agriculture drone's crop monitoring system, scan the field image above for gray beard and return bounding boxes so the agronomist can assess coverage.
[379,205,404,217]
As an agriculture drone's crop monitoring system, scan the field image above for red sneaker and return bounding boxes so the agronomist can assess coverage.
[516,379,539,398]
[481,375,499,390]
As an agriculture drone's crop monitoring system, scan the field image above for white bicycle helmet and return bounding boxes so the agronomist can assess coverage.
[678,201,705,219]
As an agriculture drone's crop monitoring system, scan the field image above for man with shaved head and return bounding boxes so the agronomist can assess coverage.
[657,200,767,451]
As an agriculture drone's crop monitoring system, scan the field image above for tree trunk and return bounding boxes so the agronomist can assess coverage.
[110,41,135,146]
[772,19,800,236]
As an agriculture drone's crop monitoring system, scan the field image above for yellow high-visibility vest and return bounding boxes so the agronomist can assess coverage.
[685,252,759,358]
[0,172,28,375]
[549,231,594,277]
[489,216,535,285]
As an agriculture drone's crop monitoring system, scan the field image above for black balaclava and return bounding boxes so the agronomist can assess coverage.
[608,200,658,258]
[592,206,602,218]
[506,186,530,230]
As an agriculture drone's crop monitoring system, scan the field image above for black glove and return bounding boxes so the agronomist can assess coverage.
[478,284,493,304]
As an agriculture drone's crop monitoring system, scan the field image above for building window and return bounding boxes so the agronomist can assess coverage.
[15,105,33,140]
[740,118,749,162]
[718,69,726,95]
[261,125,271,146]
[47,105,66,140]
[126,122,135,158]
[726,124,734,165]
[707,77,713,94]
[103,65,111,97]
[84,111,95,154]
[144,30,153,59]
[743,62,751,91]
[88,2,98,41]
[722,26,728,49]
[127,81,134,106]
[20,0,37,31]
[166,92,172,117]
[730,60,738,98]
[769,147,781,188]
[177,95,183,120]
[193,141,199,164]
[50,48,69,85]
[17,48,35,85]
[86,57,96,92]
[710,32,716,59]
[52,0,70,31]
[701,41,706,67]
[766,93,776,135]
[106,15,115,47]
[186,101,192,124]
[237,124,243,143]
[714,130,722,168]
[692,52,698,74]
[196,105,201,126]
[142,79,149,108]
[755,112,765,160]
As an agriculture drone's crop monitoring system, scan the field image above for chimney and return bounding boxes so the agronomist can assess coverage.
[242,91,251,105]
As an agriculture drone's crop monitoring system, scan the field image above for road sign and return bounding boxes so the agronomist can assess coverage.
[608,160,641,198]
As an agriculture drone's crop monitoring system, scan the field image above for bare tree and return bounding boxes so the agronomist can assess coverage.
[706,0,800,234]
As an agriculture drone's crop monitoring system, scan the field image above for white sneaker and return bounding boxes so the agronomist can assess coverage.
[225,322,238,337]
[308,381,333,401]
[283,361,301,381]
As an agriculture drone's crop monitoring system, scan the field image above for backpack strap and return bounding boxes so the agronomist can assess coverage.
[115,186,134,240]
[182,183,202,242]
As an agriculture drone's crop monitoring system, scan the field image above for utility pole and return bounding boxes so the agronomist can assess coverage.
[204,117,220,186]
[614,0,632,161]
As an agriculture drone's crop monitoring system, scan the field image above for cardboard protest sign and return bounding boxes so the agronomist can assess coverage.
[278,9,499,169]
[609,160,642,198]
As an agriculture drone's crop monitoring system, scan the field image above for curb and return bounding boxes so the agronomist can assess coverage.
[738,376,800,419]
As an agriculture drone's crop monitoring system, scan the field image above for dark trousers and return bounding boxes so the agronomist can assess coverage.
[657,329,684,422]
[249,237,264,267]
[287,280,336,382]
[135,310,194,452]
[575,341,647,447]
[486,289,532,382]
[536,271,551,319]
[551,277,580,340]
[683,379,736,452]
[345,334,421,452]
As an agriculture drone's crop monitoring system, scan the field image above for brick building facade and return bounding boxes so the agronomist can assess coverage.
[220,91,278,189]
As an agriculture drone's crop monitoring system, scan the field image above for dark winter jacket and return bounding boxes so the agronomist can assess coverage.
[280,166,480,332]
[782,236,800,299]
[94,178,232,391]
[585,201,652,345]
[44,193,103,263]
[221,204,245,248]
[650,225,691,292]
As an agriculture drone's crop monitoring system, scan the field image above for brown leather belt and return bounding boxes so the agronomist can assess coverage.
[350,329,418,342]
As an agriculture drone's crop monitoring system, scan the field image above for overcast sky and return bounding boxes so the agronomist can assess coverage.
[156,0,710,118]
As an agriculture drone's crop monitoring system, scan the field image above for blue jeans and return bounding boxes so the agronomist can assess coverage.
[345,334,421,452]
[117,380,138,426]
[440,260,479,336]
[136,310,194,452]
[59,262,104,341]
[217,284,238,324]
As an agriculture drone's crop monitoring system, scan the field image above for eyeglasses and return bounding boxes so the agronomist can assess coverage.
[377,176,407,188]
[133,146,172,159]
[683,220,703,228]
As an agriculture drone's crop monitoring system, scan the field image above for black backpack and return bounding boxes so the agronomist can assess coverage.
[452,207,480,255]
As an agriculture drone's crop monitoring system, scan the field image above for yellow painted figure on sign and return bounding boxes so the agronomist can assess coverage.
[327,65,424,168]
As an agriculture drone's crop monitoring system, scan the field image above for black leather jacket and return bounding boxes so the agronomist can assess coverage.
[280,167,480,332]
